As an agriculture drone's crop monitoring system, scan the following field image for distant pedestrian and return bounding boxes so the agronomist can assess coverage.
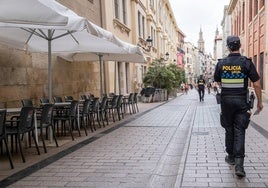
[196,75,205,101]
[207,82,212,94]
[180,82,185,94]
[184,83,189,94]
[214,35,263,177]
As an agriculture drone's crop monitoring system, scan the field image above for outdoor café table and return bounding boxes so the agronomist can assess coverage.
[3,107,38,146]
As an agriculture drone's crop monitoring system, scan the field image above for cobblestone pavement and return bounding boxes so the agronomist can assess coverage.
[1,89,268,188]
[176,90,268,188]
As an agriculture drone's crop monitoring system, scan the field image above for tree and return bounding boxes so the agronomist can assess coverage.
[143,58,185,96]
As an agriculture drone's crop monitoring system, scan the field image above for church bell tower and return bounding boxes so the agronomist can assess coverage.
[198,27,205,53]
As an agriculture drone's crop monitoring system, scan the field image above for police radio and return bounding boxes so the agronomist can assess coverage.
[248,91,255,109]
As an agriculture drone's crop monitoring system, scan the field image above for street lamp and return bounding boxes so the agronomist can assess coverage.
[161,52,169,61]
[137,36,153,52]
[145,36,152,51]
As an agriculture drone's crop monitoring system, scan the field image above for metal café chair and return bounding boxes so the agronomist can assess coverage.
[88,97,99,131]
[53,96,63,103]
[0,109,14,169]
[40,98,50,105]
[98,96,108,127]
[53,100,79,141]
[37,104,59,153]
[78,99,89,136]
[64,96,73,102]
[124,93,135,114]
[116,94,124,120]
[6,107,40,163]
[21,99,34,107]
[106,95,119,122]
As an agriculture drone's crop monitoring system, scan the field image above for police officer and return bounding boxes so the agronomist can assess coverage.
[197,75,205,102]
[214,35,263,177]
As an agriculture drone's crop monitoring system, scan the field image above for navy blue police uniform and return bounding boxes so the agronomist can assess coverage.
[214,53,260,160]
[197,78,205,101]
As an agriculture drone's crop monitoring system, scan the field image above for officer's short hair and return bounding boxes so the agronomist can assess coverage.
[227,35,241,51]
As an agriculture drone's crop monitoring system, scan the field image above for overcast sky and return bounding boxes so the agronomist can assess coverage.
[169,0,230,54]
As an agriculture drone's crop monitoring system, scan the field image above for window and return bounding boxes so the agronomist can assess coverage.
[253,55,257,68]
[151,26,153,46]
[122,0,127,24]
[254,0,258,16]
[150,0,154,7]
[249,0,253,22]
[259,53,264,89]
[150,0,154,9]
[242,2,245,31]
[153,29,156,47]
[260,0,265,8]
[138,11,145,38]
[114,0,128,25]
[158,1,162,22]
[142,16,145,39]
[238,11,241,34]
[138,12,141,37]
[114,0,119,19]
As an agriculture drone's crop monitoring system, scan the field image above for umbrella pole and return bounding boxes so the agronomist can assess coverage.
[99,55,103,97]
[103,62,107,95]
[47,30,53,142]
[118,61,121,94]
[114,61,117,94]
[48,30,52,102]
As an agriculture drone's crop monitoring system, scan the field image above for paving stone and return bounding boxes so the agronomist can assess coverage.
[2,91,268,188]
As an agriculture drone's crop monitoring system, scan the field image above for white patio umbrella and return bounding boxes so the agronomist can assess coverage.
[60,39,146,63]
[59,23,146,95]
[0,0,135,101]
[60,38,146,95]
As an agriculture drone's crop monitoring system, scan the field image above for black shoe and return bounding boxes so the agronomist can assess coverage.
[235,158,246,177]
[225,155,235,165]
[235,167,246,177]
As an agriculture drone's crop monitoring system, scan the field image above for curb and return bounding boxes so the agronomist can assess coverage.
[174,102,197,188]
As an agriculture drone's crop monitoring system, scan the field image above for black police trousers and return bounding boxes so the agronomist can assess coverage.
[198,86,204,101]
[220,96,250,158]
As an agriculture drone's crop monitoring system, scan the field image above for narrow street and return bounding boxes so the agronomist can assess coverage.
[1,90,268,188]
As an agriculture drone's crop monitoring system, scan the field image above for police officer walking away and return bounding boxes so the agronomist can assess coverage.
[197,75,205,102]
[214,35,263,177]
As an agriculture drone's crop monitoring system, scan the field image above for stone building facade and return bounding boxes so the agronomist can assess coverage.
[227,0,267,100]
[221,5,232,57]
[0,0,183,107]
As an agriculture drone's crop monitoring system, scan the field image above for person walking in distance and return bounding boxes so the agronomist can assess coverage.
[214,35,263,177]
[184,83,189,94]
[207,81,212,94]
[197,75,205,101]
